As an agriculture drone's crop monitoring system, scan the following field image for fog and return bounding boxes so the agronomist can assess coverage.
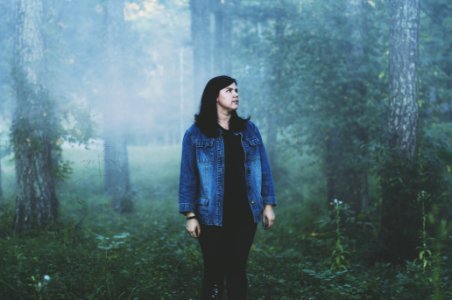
[0,0,451,298]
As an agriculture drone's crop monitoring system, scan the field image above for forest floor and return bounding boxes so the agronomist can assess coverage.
[0,145,451,299]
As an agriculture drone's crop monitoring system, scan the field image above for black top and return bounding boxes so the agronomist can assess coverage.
[220,126,254,227]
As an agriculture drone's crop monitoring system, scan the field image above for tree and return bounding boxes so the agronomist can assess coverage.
[260,17,287,164]
[190,0,213,98]
[101,0,133,213]
[388,0,420,158]
[379,0,421,262]
[0,151,3,205]
[0,0,15,209]
[261,0,385,212]
[231,0,295,163]
[212,0,234,75]
[12,0,58,231]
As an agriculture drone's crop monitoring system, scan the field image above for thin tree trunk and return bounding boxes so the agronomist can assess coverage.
[265,20,284,164]
[102,1,133,213]
[104,131,132,212]
[348,0,369,212]
[325,133,340,204]
[213,0,233,75]
[12,0,58,232]
[0,155,3,205]
[190,0,212,98]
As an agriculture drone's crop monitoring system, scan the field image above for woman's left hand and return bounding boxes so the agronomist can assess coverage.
[262,205,276,229]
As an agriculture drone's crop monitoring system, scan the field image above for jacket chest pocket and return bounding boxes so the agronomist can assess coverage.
[195,140,215,163]
[244,137,261,161]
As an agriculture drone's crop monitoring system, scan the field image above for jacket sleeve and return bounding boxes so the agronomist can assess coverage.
[178,129,198,214]
[251,122,277,206]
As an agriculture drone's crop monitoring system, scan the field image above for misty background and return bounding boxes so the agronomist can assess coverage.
[0,0,451,299]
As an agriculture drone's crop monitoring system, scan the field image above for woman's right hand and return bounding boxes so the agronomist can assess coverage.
[186,218,201,238]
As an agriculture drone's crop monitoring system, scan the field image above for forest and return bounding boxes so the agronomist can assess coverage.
[0,0,451,299]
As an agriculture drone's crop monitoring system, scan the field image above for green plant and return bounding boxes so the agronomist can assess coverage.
[417,190,432,271]
[330,198,348,271]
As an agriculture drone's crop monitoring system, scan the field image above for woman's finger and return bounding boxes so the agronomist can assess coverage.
[268,218,275,228]
[186,221,200,238]
[265,212,275,228]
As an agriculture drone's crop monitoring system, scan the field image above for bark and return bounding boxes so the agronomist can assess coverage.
[102,1,133,213]
[190,0,213,97]
[388,0,420,158]
[379,0,421,262]
[12,0,58,232]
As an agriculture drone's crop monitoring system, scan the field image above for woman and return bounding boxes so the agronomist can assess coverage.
[179,75,276,300]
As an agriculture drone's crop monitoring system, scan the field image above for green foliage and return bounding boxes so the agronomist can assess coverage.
[417,191,433,271]
[1,145,451,299]
[1,0,451,297]
[235,0,388,211]
[330,199,348,272]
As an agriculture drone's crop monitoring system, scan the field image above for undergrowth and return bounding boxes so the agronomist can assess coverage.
[0,145,450,299]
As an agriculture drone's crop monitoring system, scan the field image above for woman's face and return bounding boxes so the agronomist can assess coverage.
[216,82,239,113]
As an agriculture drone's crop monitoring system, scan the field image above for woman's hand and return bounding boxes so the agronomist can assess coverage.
[262,205,276,229]
[186,217,201,238]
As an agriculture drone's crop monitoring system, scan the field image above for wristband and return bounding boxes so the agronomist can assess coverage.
[186,215,197,220]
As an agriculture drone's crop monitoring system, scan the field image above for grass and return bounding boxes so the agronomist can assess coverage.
[0,144,451,299]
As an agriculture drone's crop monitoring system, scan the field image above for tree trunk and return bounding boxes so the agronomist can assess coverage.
[213,0,233,75]
[12,0,58,232]
[104,131,133,213]
[380,0,420,262]
[388,0,419,158]
[190,0,213,98]
[265,20,284,164]
[0,155,3,205]
[323,0,371,212]
[102,1,133,213]
[347,0,369,212]
[324,131,341,204]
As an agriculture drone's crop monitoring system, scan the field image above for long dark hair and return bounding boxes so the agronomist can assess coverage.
[195,75,249,137]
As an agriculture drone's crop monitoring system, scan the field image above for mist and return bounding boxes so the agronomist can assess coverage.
[0,0,451,298]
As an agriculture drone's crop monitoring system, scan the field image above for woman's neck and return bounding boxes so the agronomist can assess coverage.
[217,111,231,130]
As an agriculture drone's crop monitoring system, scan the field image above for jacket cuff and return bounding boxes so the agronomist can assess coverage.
[179,203,195,214]
[263,195,277,206]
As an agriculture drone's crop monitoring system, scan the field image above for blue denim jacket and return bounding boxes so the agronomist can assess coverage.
[179,121,277,226]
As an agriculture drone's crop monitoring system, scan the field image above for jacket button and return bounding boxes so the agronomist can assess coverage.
[251,200,256,205]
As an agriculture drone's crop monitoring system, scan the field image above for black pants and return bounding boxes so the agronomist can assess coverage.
[199,222,257,300]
